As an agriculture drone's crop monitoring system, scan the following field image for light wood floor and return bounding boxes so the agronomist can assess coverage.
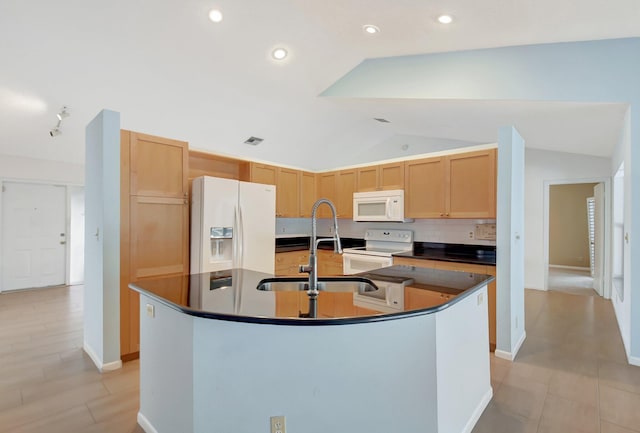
[2,285,639,432]
[0,285,143,433]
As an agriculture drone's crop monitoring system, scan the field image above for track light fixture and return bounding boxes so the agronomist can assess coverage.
[56,106,70,120]
[49,106,70,138]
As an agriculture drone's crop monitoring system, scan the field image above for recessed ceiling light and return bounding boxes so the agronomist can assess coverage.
[208,9,223,23]
[437,15,453,24]
[271,48,288,60]
[363,24,380,34]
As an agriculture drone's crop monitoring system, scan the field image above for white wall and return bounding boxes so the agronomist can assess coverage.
[83,109,121,371]
[524,149,611,290]
[0,153,84,184]
[68,186,85,285]
[611,110,633,361]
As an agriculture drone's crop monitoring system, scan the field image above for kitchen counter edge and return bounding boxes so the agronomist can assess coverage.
[129,272,494,326]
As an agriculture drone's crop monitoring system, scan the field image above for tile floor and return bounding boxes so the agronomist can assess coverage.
[1,284,639,432]
[548,267,597,297]
[473,289,640,433]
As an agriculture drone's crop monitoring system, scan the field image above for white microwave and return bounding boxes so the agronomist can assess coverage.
[353,190,409,222]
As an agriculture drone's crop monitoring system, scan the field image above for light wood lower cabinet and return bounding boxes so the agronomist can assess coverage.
[317,250,343,276]
[275,250,343,276]
[404,286,453,309]
[275,251,309,276]
[393,256,496,350]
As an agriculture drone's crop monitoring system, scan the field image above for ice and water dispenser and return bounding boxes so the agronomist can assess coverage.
[210,227,233,269]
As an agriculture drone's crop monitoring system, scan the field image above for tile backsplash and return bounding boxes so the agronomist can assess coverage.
[276,218,497,246]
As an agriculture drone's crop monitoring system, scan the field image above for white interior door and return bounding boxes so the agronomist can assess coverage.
[1,182,67,291]
[593,183,605,296]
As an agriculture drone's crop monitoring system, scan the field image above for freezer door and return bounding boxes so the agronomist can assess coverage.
[192,176,238,273]
[238,181,276,273]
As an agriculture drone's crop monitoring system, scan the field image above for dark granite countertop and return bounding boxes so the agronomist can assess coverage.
[129,265,494,325]
[393,242,496,266]
[275,236,365,253]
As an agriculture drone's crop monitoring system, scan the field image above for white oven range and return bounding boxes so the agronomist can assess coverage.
[342,229,413,275]
[343,229,414,313]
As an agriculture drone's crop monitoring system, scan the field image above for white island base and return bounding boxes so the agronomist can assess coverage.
[136,285,491,433]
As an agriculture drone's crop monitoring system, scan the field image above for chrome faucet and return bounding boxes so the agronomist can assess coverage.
[299,199,342,296]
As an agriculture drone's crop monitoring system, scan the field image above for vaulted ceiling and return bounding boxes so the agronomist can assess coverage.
[1,0,638,170]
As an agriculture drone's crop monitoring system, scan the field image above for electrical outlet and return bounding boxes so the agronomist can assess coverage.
[270,416,286,433]
[468,231,474,239]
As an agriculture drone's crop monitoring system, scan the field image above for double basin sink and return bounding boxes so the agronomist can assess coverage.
[256,276,378,294]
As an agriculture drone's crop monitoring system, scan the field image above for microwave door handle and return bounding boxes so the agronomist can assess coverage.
[386,198,392,219]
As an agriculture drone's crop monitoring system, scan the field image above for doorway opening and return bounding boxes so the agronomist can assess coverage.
[545,181,609,297]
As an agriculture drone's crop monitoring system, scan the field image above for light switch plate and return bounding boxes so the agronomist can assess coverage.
[146,304,155,318]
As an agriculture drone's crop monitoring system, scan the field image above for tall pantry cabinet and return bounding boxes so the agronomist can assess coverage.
[120,131,189,359]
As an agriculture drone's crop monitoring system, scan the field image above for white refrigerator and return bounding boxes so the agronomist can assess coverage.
[191,176,275,274]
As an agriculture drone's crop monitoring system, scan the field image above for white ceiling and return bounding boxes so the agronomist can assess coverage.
[1,0,638,171]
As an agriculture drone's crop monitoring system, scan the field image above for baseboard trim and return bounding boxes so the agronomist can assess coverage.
[629,355,640,367]
[549,265,590,271]
[83,342,123,373]
[137,412,159,433]
[494,331,527,361]
[461,387,493,433]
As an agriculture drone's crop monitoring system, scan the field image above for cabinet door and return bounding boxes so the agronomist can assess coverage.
[130,196,189,279]
[405,157,446,218]
[379,163,404,190]
[447,149,496,218]
[356,166,378,192]
[276,168,300,217]
[336,170,356,218]
[130,132,188,198]
[316,172,337,218]
[300,172,316,217]
[250,163,277,186]
[404,286,450,309]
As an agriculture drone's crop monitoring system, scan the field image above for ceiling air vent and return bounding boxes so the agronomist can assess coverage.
[373,118,390,123]
[244,136,264,145]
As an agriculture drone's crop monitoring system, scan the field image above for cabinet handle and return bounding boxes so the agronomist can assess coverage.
[445,213,449,217]
[440,213,444,217]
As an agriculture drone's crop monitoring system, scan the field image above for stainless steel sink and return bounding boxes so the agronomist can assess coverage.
[256,277,378,293]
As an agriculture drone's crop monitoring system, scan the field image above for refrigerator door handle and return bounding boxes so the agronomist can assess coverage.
[233,206,239,266]
[238,204,244,269]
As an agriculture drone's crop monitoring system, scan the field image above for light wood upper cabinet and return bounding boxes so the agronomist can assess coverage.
[447,150,496,218]
[316,172,337,218]
[405,149,496,219]
[356,162,404,192]
[130,132,188,198]
[276,168,300,217]
[356,166,378,192]
[405,156,446,218]
[336,170,356,218]
[249,163,277,186]
[300,171,316,217]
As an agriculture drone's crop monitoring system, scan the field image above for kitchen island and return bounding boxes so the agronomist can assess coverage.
[130,265,494,433]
